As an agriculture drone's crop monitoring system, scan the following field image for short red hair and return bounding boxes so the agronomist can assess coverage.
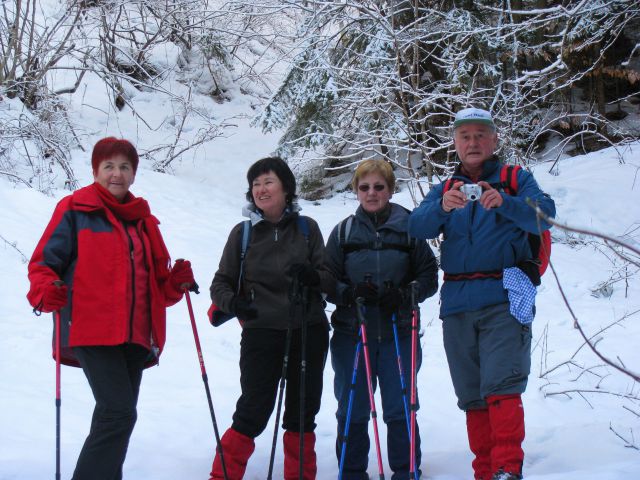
[91,137,139,173]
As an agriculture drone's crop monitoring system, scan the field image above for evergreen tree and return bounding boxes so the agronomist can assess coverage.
[258,0,640,201]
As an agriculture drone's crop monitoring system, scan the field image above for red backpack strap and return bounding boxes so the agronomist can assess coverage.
[443,178,455,194]
[500,164,521,195]
[538,230,552,275]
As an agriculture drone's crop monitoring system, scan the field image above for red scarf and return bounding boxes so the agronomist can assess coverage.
[92,182,171,281]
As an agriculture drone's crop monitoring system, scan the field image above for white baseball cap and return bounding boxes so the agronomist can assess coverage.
[453,107,495,129]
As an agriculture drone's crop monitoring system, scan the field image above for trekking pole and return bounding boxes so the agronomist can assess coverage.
[184,288,228,480]
[356,297,385,479]
[267,278,298,479]
[299,285,309,480]
[54,309,61,480]
[338,335,362,480]
[384,283,411,431]
[385,283,418,480]
[408,281,420,480]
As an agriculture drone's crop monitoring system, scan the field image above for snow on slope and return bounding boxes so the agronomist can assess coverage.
[1,93,639,479]
[2,3,639,476]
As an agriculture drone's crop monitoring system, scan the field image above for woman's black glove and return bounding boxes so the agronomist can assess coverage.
[379,285,405,315]
[289,263,321,287]
[230,297,257,321]
[351,281,379,305]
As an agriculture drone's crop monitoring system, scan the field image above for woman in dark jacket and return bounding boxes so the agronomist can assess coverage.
[325,159,438,479]
[208,156,334,480]
[27,137,195,480]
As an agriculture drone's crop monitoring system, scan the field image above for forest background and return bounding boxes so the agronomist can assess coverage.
[1,0,639,198]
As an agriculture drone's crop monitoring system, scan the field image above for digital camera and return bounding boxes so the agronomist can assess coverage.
[460,183,483,202]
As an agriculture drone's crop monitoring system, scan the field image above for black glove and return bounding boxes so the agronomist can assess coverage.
[230,297,257,321]
[289,263,321,287]
[352,281,379,305]
[379,285,405,315]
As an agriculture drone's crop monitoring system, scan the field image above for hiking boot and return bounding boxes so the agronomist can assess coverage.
[491,469,523,480]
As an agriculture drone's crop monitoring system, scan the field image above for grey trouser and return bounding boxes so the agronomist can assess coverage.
[442,302,532,411]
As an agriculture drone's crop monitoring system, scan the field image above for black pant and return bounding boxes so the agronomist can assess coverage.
[71,344,148,480]
[231,322,329,438]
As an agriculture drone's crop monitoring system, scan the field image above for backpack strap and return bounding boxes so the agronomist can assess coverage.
[407,235,417,251]
[236,220,252,293]
[240,220,251,260]
[442,178,456,194]
[446,165,521,194]
[342,241,414,254]
[499,164,521,195]
[339,213,415,254]
[297,215,310,244]
[338,215,354,247]
[538,230,551,276]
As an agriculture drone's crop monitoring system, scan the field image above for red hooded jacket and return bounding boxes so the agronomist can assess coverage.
[27,184,182,367]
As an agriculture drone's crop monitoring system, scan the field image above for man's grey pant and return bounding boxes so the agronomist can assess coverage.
[442,302,532,411]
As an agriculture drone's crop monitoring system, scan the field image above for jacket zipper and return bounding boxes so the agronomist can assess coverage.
[376,231,382,343]
[124,223,136,343]
[468,201,477,246]
[138,226,157,363]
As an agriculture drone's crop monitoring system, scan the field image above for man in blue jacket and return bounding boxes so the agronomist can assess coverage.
[408,108,555,480]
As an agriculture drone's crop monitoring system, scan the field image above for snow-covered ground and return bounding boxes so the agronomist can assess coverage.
[1,102,639,479]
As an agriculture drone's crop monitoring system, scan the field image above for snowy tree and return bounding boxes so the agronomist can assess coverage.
[258,0,640,202]
[0,0,293,190]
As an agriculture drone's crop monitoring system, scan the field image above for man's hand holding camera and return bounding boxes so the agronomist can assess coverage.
[477,181,503,209]
[441,181,465,212]
[442,180,503,212]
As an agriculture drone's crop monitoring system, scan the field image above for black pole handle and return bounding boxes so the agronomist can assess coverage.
[409,280,419,309]
[355,297,366,326]
[290,274,301,304]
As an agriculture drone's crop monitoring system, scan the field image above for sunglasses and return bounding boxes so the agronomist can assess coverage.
[358,184,386,192]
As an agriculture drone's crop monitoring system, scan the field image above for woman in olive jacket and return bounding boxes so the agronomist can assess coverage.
[208,156,334,480]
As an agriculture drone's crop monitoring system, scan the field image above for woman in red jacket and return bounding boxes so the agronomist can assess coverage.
[27,137,195,480]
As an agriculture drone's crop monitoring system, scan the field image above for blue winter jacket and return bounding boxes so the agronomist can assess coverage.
[326,202,438,339]
[408,158,556,318]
